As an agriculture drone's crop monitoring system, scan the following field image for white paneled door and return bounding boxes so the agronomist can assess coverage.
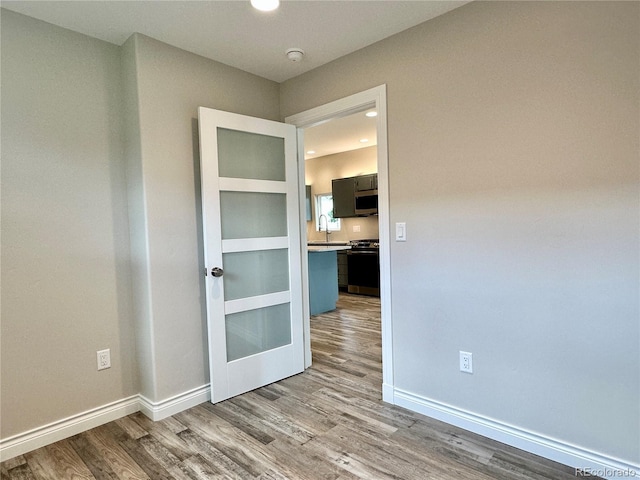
[198,107,304,403]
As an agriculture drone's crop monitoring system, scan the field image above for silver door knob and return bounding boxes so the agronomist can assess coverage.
[211,267,224,277]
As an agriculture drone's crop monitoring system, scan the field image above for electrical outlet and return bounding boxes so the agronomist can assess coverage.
[97,349,111,371]
[353,225,361,233]
[460,351,473,374]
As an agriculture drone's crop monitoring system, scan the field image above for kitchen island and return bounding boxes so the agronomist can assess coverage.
[307,244,351,315]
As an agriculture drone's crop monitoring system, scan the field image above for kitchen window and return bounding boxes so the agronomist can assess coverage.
[315,193,341,232]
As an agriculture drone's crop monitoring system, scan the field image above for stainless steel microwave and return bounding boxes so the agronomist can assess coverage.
[354,189,378,215]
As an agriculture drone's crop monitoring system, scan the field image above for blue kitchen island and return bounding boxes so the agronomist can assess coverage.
[307,245,351,315]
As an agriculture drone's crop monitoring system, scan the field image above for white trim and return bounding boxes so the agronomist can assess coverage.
[285,85,392,383]
[392,387,640,480]
[0,395,139,462]
[0,385,212,462]
[224,291,291,315]
[219,177,287,193]
[382,382,395,403]
[295,128,312,369]
[222,236,289,253]
[285,87,386,128]
[138,384,210,421]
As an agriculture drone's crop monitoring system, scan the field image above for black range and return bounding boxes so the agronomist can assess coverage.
[346,239,380,297]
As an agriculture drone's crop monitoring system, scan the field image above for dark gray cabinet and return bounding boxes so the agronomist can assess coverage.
[355,173,377,192]
[332,173,378,218]
[305,185,312,221]
[337,250,348,291]
[331,177,355,218]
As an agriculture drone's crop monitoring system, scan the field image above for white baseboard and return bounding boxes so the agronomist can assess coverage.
[0,395,139,462]
[391,387,639,480]
[0,384,211,462]
[382,382,394,404]
[139,384,210,421]
[5,383,636,480]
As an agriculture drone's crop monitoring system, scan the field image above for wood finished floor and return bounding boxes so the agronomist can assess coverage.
[2,293,586,480]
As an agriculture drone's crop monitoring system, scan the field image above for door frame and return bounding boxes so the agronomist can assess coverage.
[285,85,394,403]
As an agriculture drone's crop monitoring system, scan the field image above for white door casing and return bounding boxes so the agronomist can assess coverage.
[198,107,304,403]
[285,85,393,403]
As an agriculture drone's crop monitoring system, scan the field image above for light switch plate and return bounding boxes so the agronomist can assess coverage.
[395,222,406,241]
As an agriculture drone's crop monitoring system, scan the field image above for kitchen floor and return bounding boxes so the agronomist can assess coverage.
[1,293,585,479]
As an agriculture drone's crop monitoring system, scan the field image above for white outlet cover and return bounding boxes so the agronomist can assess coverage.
[97,349,111,370]
[395,222,406,241]
[459,351,473,374]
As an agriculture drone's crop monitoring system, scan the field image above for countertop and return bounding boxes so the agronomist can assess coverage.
[307,245,352,252]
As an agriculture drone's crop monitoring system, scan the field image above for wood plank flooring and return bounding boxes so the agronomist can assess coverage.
[2,293,586,479]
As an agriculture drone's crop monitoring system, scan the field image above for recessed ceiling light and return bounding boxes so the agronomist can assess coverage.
[365,111,377,117]
[251,0,279,12]
[306,150,316,155]
[359,139,369,143]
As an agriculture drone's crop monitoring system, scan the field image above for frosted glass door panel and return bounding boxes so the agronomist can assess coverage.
[217,128,285,181]
[220,191,287,239]
[226,303,291,362]
[223,249,289,301]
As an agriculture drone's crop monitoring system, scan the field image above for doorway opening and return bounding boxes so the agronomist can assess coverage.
[285,85,393,403]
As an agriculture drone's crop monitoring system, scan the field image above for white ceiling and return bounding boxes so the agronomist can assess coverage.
[1,0,467,158]
[304,109,378,160]
[1,0,467,83]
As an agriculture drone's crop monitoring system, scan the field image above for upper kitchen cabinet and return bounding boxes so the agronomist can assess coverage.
[332,173,378,218]
[355,173,377,192]
[332,177,356,218]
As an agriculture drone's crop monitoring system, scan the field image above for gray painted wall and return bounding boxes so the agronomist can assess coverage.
[1,10,138,437]
[281,1,639,463]
[1,10,281,437]
[121,34,281,402]
[120,34,155,401]
[2,1,638,468]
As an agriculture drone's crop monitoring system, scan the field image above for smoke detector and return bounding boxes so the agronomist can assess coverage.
[286,48,305,62]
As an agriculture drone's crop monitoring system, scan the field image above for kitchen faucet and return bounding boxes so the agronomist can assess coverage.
[318,214,331,243]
